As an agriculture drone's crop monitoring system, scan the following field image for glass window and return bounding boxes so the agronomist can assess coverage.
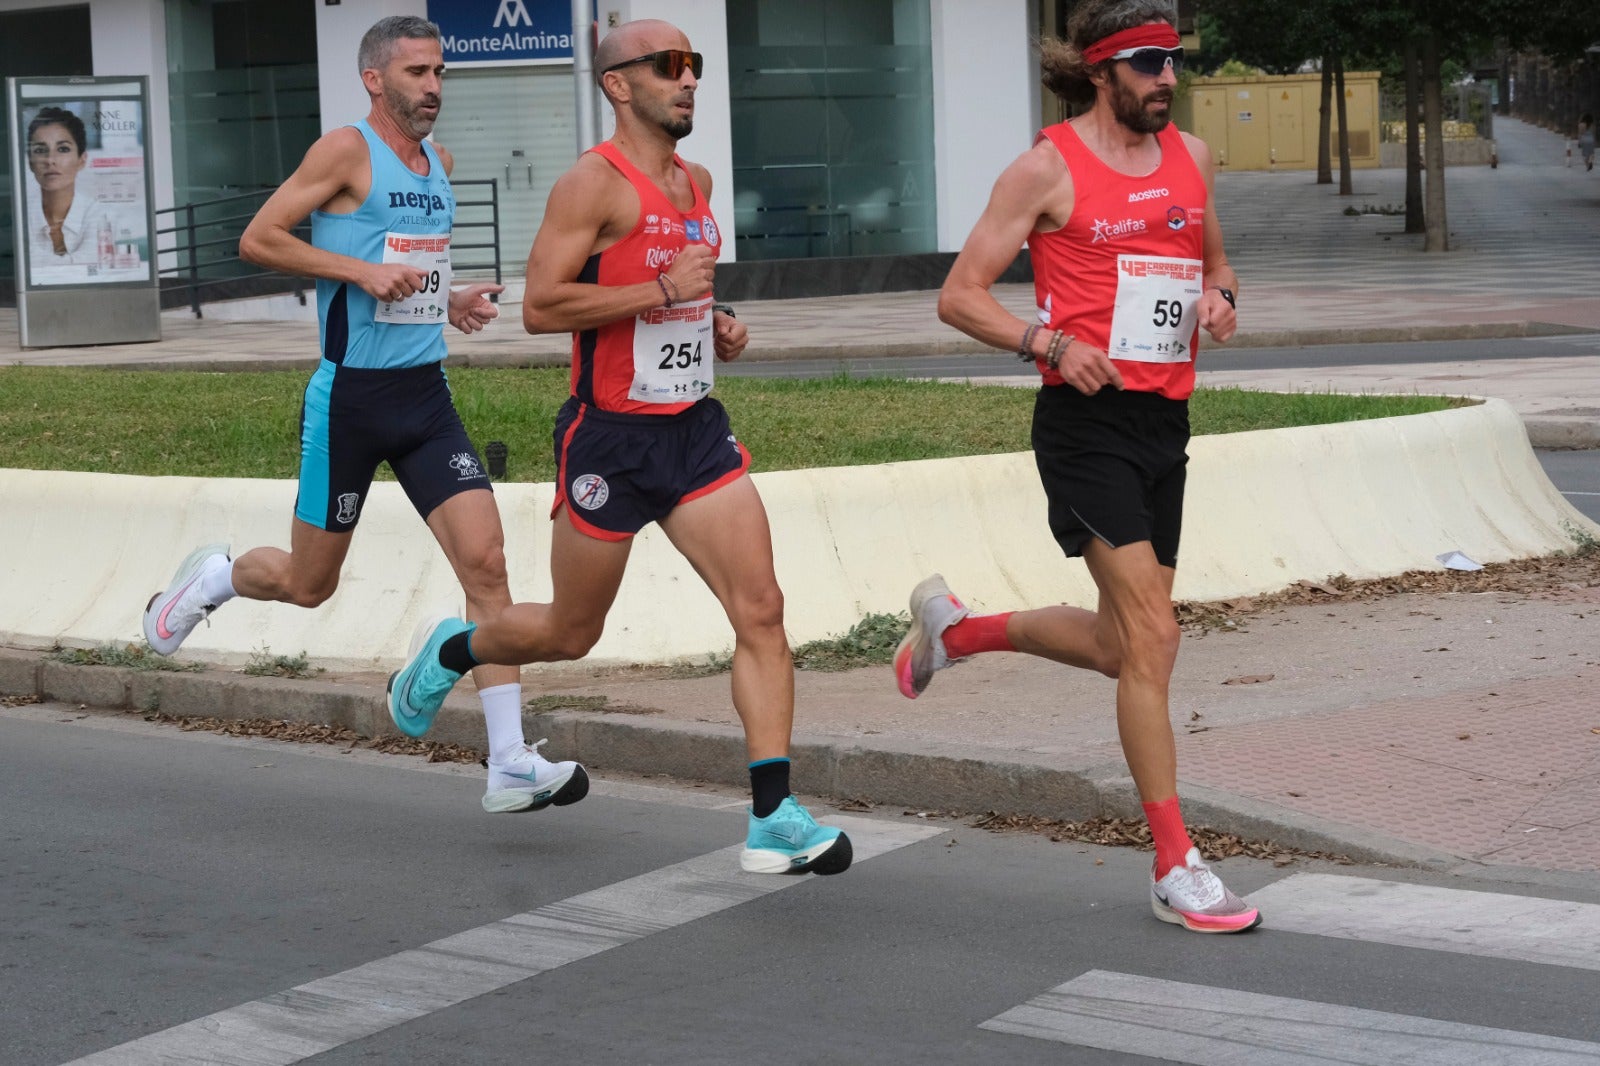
[727,0,936,261]
[163,0,319,283]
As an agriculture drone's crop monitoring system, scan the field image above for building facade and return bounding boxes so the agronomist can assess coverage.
[2,0,1043,291]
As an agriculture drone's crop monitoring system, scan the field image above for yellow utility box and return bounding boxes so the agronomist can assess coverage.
[1174,71,1381,170]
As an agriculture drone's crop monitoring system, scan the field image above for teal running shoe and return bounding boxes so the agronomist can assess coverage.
[740,796,853,875]
[387,615,474,738]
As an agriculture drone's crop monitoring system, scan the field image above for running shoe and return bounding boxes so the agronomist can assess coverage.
[740,795,853,875]
[893,573,970,699]
[387,615,474,738]
[483,739,590,814]
[142,544,231,655]
[1150,847,1262,933]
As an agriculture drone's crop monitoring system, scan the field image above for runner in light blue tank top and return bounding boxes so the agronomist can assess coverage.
[139,16,590,818]
[311,119,455,369]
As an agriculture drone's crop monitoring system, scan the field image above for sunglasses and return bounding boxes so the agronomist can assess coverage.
[1110,46,1184,76]
[601,49,704,81]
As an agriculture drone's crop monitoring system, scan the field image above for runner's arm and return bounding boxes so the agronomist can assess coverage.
[522,157,704,334]
[239,129,428,302]
[936,146,1061,352]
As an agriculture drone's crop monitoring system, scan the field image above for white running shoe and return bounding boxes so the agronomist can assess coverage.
[483,739,590,814]
[893,573,970,699]
[1150,847,1262,933]
[142,544,231,655]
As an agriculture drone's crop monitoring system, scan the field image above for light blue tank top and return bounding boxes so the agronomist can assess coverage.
[311,120,454,369]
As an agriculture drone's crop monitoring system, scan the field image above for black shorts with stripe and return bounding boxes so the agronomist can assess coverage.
[1031,383,1190,568]
[552,396,751,540]
[296,360,490,531]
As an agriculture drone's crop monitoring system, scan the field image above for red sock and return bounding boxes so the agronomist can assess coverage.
[941,611,1014,658]
[1143,796,1194,879]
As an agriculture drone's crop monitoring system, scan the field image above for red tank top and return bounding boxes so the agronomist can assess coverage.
[571,141,723,414]
[1028,121,1208,400]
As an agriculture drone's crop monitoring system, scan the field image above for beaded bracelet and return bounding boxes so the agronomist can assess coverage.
[656,274,676,307]
[1018,323,1041,361]
[1045,331,1075,370]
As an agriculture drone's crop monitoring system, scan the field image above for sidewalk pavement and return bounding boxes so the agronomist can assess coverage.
[3,118,1600,881]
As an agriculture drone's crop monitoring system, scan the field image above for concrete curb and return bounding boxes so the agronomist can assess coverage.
[1523,414,1600,450]
[0,646,1465,870]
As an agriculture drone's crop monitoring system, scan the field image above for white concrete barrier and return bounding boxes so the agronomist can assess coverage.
[1,398,1592,669]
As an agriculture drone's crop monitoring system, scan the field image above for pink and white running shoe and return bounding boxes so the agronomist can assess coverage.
[892,574,971,699]
[142,544,231,655]
[1151,847,1262,933]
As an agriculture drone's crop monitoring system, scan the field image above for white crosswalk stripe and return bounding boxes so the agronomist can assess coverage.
[982,873,1600,1063]
[1248,873,1600,972]
[981,970,1600,1064]
[62,816,944,1066]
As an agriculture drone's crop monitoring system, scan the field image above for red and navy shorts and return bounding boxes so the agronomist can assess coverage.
[552,396,752,540]
[1031,383,1190,568]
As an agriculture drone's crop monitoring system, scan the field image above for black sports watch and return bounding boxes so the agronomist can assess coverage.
[713,303,736,318]
[1212,287,1236,309]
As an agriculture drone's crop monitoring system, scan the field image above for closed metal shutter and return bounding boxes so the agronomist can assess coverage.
[433,65,579,280]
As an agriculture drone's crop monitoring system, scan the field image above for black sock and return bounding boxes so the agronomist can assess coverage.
[749,757,791,818]
[438,631,478,675]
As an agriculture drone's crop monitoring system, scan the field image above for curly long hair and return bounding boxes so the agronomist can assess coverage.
[1039,0,1175,107]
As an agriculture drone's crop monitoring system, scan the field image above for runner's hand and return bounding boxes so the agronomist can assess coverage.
[360,263,429,303]
[713,310,748,362]
[1056,338,1125,396]
[1198,288,1237,343]
[449,283,504,334]
[663,244,717,303]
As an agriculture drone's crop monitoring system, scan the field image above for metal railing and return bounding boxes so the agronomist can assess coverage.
[154,178,502,318]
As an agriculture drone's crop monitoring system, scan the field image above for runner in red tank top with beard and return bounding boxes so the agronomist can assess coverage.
[894,0,1260,934]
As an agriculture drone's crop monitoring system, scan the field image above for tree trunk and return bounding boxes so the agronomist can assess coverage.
[1404,39,1424,233]
[1334,52,1352,195]
[1421,31,1448,251]
[1317,60,1333,184]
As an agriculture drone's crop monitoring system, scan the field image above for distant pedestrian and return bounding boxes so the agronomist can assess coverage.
[895,0,1259,933]
[1578,113,1595,172]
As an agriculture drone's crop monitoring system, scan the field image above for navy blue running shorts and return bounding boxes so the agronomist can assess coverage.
[552,396,752,540]
[1031,383,1190,569]
[295,359,491,531]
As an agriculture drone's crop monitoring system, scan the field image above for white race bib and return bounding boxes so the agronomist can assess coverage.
[375,232,451,324]
[1108,254,1204,363]
[629,296,715,405]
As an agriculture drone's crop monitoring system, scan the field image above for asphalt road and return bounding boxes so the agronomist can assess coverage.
[6,704,1600,1066]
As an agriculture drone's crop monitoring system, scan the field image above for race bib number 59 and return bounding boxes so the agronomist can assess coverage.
[1108,254,1203,363]
[375,232,451,324]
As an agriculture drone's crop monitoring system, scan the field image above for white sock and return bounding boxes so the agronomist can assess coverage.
[202,558,238,606]
[479,683,525,763]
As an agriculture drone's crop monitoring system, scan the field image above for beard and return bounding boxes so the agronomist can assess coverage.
[1109,71,1172,135]
[387,85,439,137]
[662,115,694,139]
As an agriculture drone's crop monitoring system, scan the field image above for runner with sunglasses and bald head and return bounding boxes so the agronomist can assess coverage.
[895,0,1259,933]
[386,19,852,877]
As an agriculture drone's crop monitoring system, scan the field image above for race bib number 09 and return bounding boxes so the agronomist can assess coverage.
[1108,254,1203,363]
[375,232,452,324]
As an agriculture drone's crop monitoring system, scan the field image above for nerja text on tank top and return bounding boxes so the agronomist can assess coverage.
[311,120,455,369]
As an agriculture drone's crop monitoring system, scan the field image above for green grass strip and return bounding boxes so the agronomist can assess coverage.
[0,366,1466,482]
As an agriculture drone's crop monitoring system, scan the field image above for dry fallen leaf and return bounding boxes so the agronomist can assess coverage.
[1222,674,1276,686]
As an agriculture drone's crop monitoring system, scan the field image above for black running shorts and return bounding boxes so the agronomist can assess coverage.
[1031,383,1190,569]
[552,396,752,540]
[296,359,491,531]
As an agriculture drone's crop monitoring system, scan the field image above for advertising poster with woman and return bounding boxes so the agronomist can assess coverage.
[17,89,151,287]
